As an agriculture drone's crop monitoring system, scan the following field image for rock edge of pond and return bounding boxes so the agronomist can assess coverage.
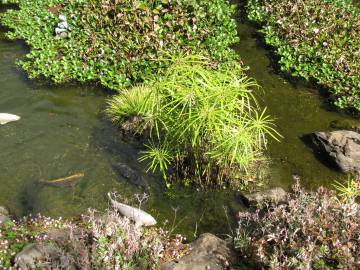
[312,130,360,174]
[1,187,290,269]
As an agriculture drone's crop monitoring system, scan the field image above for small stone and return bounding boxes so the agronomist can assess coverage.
[243,187,288,205]
[15,243,57,270]
[55,27,67,35]
[0,206,9,216]
[58,21,68,29]
[0,215,10,227]
[58,14,67,22]
[161,233,236,270]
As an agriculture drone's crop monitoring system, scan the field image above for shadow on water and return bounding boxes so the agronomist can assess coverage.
[0,2,359,238]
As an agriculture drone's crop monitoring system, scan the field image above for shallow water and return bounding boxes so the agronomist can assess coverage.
[0,6,358,237]
[235,22,358,190]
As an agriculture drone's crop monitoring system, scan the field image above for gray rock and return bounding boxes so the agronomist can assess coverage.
[0,206,10,227]
[58,15,67,22]
[313,130,360,173]
[161,233,235,270]
[14,243,57,270]
[244,187,288,205]
[115,162,147,187]
[58,21,68,29]
[55,27,67,35]
[0,205,8,216]
[0,215,10,227]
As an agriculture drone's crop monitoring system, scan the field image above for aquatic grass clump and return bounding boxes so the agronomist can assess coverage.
[333,174,360,200]
[0,0,239,89]
[247,0,360,112]
[107,55,280,188]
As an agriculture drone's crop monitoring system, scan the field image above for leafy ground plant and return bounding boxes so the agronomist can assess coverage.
[1,0,239,89]
[235,180,360,269]
[247,0,360,112]
[107,55,280,188]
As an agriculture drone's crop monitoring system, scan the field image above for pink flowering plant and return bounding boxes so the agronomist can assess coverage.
[0,214,67,269]
[1,205,185,269]
[235,180,360,269]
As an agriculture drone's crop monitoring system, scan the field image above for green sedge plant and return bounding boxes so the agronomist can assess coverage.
[333,175,360,201]
[107,55,280,188]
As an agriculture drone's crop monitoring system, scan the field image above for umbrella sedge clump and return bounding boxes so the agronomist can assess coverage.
[107,55,280,188]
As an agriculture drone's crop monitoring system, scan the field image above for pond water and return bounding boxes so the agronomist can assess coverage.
[235,22,358,190]
[0,6,358,238]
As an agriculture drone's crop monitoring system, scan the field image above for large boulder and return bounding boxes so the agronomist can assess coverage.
[313,130,360,173]
[161,233,236,270]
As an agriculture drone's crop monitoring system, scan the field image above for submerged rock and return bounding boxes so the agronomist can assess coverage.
[161,233,235,270]
[114,162,147,187]
[330,119,360,132]
[14,243,57,270]
[243,187,288,205]
[313,130,360,173]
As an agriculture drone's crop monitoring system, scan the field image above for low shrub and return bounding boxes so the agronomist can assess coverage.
[1,0,239,89]
[0,206,181,269]
[247,0,360,112]
[0,215,69,269]
[235,179,360,269]
[106,55,280,188]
